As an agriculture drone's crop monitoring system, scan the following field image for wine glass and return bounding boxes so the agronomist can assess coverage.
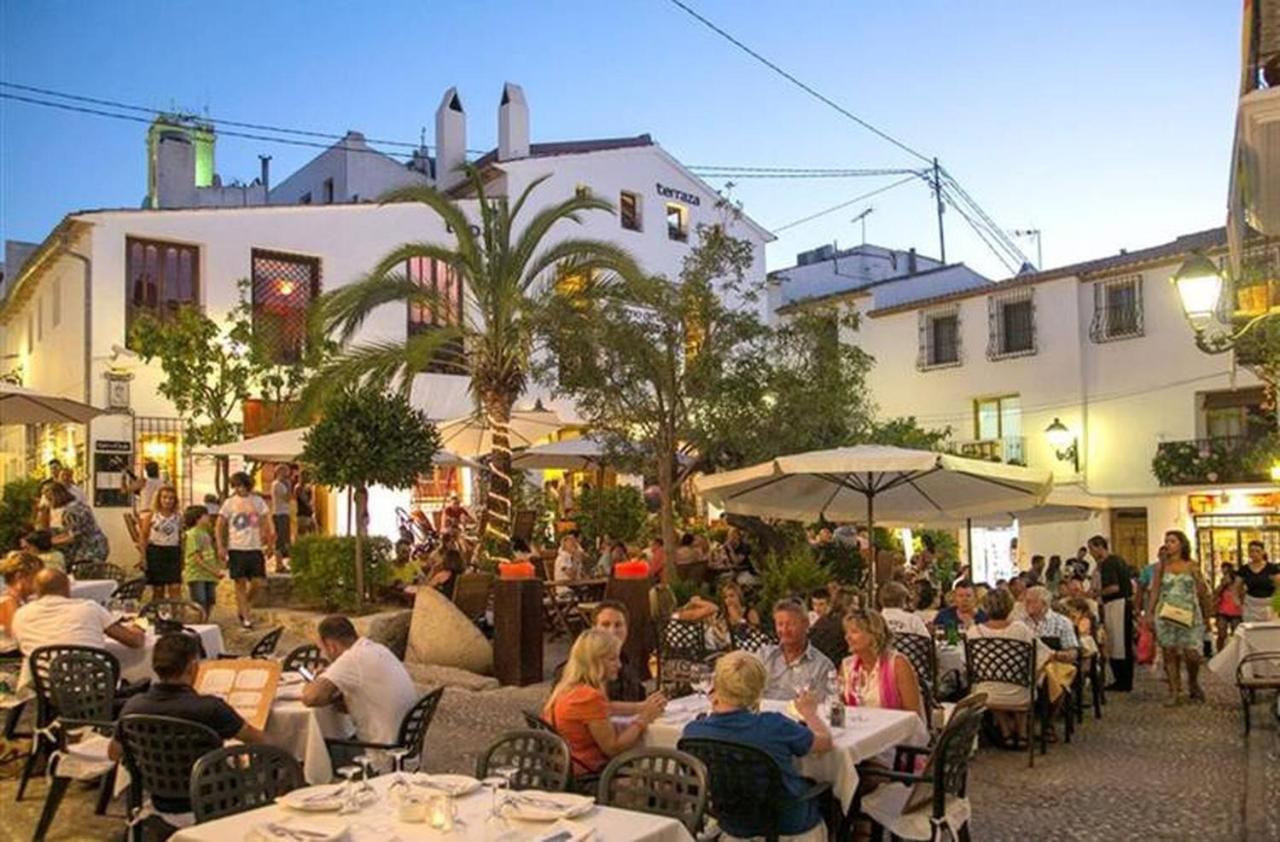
[482,774,511,825]
[336,765,361,815]
[353,753,376,797]
[693,664,713,698]
[386,748,411,805]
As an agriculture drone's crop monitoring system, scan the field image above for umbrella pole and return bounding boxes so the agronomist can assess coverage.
[866,491,876,609]
[966,517,973,579]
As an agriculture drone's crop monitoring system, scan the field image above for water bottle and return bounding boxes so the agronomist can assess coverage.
[827,669,845,727]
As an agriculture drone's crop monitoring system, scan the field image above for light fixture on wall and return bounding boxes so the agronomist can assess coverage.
[1171,250,1278,353]
[1044,417,1079,472]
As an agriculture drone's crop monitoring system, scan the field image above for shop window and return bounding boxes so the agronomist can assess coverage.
[125,237,200,342]
[251,249,321,364]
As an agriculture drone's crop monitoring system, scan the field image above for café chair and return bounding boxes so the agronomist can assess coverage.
[729,623,777,654]
[659,619,712,697]
[219,627,285,661]
[190,744,304,823]
[72,562,127,584]
[678,736,831,842]
[32,650,122,842]
[112,577,147,603]
[476,729,571,792]
[1037,636,1077,744]
[117,714,223,841]
[522,710,557,734]
[1236,650,1280,736]
[598,747,709,835]
[281,644,328,675]
[963,637,1037,767]
[325,687,444,769]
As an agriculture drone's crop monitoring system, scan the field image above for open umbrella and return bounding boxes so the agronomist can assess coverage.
[694,444,1053,601]
[436,406,568,457]
[197,426,482,470]
[0,382,105,425]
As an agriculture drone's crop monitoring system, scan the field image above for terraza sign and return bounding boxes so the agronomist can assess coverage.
[656,183,700,206]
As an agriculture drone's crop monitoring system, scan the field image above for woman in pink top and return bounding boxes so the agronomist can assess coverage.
[840,609,924,722]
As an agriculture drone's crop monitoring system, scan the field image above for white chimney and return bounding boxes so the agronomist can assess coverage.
[497,82,530,162]
[434,87,466,190]
[154,131,196,208]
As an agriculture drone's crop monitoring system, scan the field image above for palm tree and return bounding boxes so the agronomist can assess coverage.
[302,166,641,559]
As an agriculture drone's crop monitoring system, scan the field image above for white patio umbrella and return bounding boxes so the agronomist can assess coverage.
[197,426,482,470]
[436,406,569,457]
[0,382,106,425]
[694,445,1053,600]
[511,434,615,471]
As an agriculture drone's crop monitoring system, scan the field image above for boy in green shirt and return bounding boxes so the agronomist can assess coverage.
[183,504,221,615]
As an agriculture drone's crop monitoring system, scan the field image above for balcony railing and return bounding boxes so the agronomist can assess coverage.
[950,437,1026,466]
[1152,434,1279,486]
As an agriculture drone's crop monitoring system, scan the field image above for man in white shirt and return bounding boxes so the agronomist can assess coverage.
[878,581,930,638]
[12,568,145,692]
[217,471,275,630]
[302,614,418,770]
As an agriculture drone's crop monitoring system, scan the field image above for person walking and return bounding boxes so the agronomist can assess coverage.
[270,465,293,573]
[1089,535,1135,692]
[1147,530,1213,705]
[182,504,221,617]
[1213,563,1244,653]
[137,484,184,600]
[1238,540,1279,622]
[216,472,275,630]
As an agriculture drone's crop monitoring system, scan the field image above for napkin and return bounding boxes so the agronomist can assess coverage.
[250,819,348,842]
[533,819,594,842]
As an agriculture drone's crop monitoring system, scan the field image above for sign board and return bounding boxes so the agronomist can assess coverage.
[656,183,701,206]
[93,440,133,508]
[195,658,282,731]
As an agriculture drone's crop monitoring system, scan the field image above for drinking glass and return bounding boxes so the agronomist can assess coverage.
[336,765,361,815]
[693,664,713,697]
[386,748,411,805]
[353,753,376,796]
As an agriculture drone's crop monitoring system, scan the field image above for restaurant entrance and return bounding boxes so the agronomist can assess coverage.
[1189,491,1280,586]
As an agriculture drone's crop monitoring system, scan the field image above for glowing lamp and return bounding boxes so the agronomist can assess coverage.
[277,279,295,296]
[1270,461,1280,483]
[1044,418,1079,473]
[497,561,536,580]
[614,559,650,579]
[1171,253,1223,332]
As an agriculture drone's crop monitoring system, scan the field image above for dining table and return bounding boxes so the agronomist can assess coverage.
[169,770,696,842]
[639,694,929,812]
[68,577,119,606]
[268,676,355,785]
[1209,620,1280,683]
[107,623,226,683]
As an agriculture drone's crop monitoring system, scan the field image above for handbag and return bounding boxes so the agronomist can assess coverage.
[1136,623,1156,664]
[1157,601,1195,628]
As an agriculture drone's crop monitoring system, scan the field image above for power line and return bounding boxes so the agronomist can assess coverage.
[663,0,933,166]
[771,176,921,233]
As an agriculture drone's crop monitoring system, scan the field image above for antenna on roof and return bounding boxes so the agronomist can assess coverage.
[851,207,874,245]
[1011,229,1043,270]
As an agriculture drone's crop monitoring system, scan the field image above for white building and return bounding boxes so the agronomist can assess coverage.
[774,228,1278,580]
[0,83,772,560]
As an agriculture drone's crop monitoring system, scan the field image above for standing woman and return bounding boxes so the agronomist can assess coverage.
[45,482,109,570]
[1147,530,1214,706]
[1044,555,1064,595]
[1214,563,1244,652]
[138,485,184,600]
[1238,540,1279,622]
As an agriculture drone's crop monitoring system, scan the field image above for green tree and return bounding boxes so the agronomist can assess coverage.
[300,385,440,608]
[304,168,641,560]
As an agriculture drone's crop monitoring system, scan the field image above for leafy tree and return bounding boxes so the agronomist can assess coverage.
[574,485,649,550]
[300,385,440,608]
[303,168,641,560]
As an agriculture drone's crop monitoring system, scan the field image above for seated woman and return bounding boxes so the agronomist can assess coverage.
[682,650,833,840]
[426,547,466,601]
[1,551,43,656]
[840,609,925,722]
[965,588,1048,748]
[543,630,665,776]
[675,580,761,650]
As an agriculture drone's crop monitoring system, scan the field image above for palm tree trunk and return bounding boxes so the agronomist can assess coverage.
[354,484,368,609]
[483,394,514,562]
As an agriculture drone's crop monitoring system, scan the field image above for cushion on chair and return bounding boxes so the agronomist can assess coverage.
[50,732,117,781]
[861,782,971,842]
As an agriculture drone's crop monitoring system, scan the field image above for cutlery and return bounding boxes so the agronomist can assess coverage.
[266,822,329,840]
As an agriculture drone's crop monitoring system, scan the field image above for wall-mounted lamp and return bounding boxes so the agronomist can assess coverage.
[1045,417,1079,473]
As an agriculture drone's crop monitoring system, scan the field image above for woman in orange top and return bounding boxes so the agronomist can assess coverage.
[543,629,665,775]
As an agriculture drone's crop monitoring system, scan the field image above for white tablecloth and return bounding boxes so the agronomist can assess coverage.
[642,696,928,811]
[107,624,226,683]
[1209,621,1280,683]
[69,578,118,606]
[267,694,353,785]
[170,772,695,842]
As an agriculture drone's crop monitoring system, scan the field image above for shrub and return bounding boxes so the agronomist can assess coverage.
[290,534,392,612]
[815,540,864,585]
[574,485,649,549]
[0,477,41,551]
[756,545,829,627]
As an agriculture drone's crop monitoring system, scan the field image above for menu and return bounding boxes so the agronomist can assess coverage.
[194,658,281,730]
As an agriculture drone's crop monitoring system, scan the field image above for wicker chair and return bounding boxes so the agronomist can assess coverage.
[118,715,223,839]
[1038,635,1077,744]
[598,747,709,834]
[476,729,571,792]
[964,636,1038,767]
[729,623,777,654]
[190,744,304,823]
[677,736,830,842]
[281,643,328,675]
[894,632,939,713]
[32,650,122,841]
[522,710,557,734]
[659,619,711,697]
[112,577,148,603]
[139,599,208,624]
[325,687,444,763]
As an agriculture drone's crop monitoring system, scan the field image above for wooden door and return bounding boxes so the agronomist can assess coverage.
[1109,508,1148,568]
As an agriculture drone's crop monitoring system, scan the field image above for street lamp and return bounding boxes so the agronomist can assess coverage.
[1044,417,1079,472]
[1172,250,1278,353]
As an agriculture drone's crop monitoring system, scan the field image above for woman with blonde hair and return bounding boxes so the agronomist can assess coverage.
[841,609,924,721]
[543,629,665,775]
[138,484,184,600]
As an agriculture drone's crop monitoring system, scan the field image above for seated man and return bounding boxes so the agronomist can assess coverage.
[878,581,930,638]
[12,568,145,692]
[930,580,988,635]
[109,633,265,813]
[590,600,653,706]
[758,598,834,701]
[1022,586,1079,658]
[302,615,418,769]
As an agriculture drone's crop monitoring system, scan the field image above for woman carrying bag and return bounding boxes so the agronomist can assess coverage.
[1146,530,1214,707]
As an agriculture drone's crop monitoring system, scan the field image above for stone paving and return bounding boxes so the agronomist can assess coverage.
[2,629,1276,842]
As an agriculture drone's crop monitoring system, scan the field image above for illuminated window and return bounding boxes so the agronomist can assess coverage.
[125,237,200,342]
[251,249,321,364]
[666,203,688,242]
[620,191,641,232]
[406,257,464,374]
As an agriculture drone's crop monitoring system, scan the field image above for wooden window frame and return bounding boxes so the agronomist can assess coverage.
[125,236,201,344]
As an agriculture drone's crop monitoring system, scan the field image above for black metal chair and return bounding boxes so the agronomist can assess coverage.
[112,577,148,602]
[117,714,223,838]
[190,744,304,823]
[964,636,1037,767]
[855,693,988,842]
[17,645,121,803]
[660,619,711,697]
[1038,635,1076,744]
[1236,650,1280,736]
[729,623,777,653]
[139,599,208,624]
[72,562,126,584]
[677,736,830,842]
[325,687,444,765]
[522,710,557,734]
[598,747,709,835]
[220,627,285,661]
[894,632,940,716]
[32,649,122,842]
[281,643,328,674]
[476,729,571,792]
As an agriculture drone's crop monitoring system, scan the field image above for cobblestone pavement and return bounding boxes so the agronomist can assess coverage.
[3,640,1276,841]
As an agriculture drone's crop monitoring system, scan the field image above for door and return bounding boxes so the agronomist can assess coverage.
[1109,508,1148,568]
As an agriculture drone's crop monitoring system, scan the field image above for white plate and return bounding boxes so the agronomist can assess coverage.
[503,791,595,822]
[412,773,482,796]
[277,785,377,813]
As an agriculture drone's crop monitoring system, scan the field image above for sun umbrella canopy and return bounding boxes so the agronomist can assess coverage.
[197,426,482,470]
[511,435,617,471]
[963,487,1107,529]
[0,382,105,425]
[694,445,1053,524]
[437,407,569,457]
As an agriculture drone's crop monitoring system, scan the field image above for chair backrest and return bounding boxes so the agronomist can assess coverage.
[281,644,328,674]
[123,512,141,545]
[903,692,988,816]
[74,562,126,583]
[522,710,557,734]
[118,714,224,806]
[964,636,1035,691]
[190,744,304,823]
[29,645,121,726]
[396,687,445,757]
[113,577,148,602]
[42,648,121,725]
[140,599,208,624]
[660,618,711,696]
[893,632,937,691]
[729,623,776,654]
[476,729,571,792]
[598,747,709,834]
[249,627,285,660]
[676,736,789,839]
[453,572,494,620]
